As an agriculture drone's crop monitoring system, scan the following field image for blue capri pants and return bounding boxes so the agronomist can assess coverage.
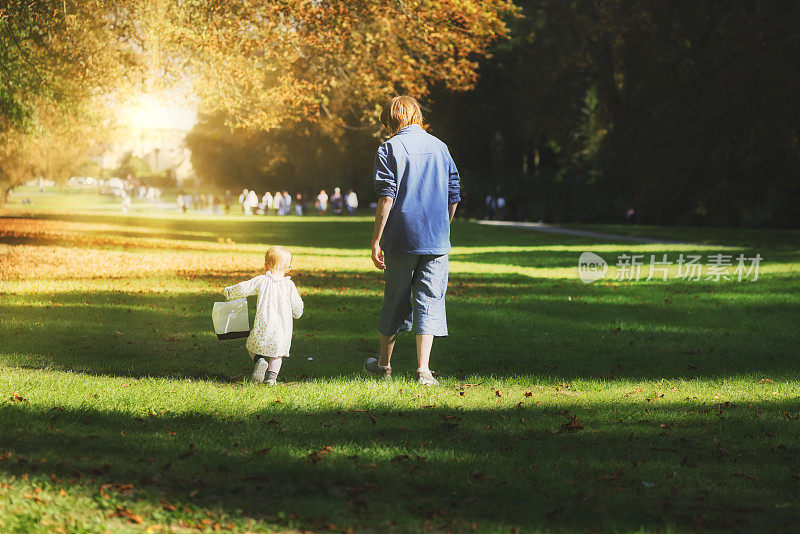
[379,253,449,337]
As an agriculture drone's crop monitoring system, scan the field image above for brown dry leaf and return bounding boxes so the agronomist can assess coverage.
[11,393,26,403]
[495,389,503,398]
[309,445,334,464]
[758,378,774,384]
[524,391,533,397]
[561,415,584,432]
[160,499,177,512]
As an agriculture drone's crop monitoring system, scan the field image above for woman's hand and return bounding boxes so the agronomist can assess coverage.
[371,242,385,270]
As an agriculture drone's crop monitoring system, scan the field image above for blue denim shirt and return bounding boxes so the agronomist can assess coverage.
[374,124,461,255]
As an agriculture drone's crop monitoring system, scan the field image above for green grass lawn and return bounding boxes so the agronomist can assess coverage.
[1,187,799,533]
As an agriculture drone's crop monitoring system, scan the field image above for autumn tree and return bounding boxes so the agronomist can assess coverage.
[172,0,517,131]
[0,1,142,202]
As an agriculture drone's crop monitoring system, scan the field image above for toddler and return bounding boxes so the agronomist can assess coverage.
[223,246,304,385]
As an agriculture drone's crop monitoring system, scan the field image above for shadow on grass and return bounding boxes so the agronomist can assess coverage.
[1,399,798,531]
[10,213,607,250]
[3,270,800,382]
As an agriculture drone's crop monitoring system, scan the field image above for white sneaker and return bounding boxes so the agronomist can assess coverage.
[417,368,439,386]
[251,358,268,383]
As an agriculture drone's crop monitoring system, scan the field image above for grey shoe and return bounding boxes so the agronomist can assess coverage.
[417,368,439,386]
[251,358,268,383]
[364,357,391,380]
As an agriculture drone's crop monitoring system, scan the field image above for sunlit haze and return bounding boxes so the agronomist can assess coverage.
[120,93,198,133]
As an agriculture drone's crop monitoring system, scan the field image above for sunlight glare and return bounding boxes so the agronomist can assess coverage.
[121,93,197,132]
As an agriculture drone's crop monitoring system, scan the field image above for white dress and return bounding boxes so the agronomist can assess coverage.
[223,272,304,358]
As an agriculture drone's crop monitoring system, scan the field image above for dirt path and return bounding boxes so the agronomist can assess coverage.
[475,220,695,244]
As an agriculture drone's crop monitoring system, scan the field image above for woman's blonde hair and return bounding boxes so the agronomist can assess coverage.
[380,95,423,136]
[264,246,292,274]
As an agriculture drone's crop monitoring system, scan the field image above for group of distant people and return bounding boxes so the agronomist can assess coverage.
[313,187,359,215]
[232,187,359,216]
[237,189,298,216]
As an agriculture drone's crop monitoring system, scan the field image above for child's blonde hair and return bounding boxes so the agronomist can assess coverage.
[380,95,423,136]
[265,246,292,274]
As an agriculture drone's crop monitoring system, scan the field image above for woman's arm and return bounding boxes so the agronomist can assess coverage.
[371,196,393,270]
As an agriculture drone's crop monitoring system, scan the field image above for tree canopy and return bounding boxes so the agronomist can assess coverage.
[2,1,799,228]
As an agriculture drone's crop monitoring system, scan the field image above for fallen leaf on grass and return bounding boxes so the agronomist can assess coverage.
[309,445,333,464]
[11,393,26,403]
[495,389,503,398]
[758,378,774,384]
[524,391,533,397]
[160,499,176,511]
[110,505,144,524]
[561,415,584,431]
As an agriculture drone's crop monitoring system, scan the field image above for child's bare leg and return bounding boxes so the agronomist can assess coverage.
[379,333,397,367]
[416,334,433,370]
[267,357,282,375]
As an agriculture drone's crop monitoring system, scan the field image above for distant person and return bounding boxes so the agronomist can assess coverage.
[364,95,461,386]
[282,191,292,215]
[177,190,187,213]
[626,206,636,224]
[485,194,496,220]
[121,193,132,214]
[222,246,304,385]
[244,189,259,216]
[316,189,328,215]
[239,189,248,213]
[295,193,304,215]
[261,191,273,214]
[331,187,344,214]
[224,190,233,214]
[346,189,359,215]
[496,196,506,220]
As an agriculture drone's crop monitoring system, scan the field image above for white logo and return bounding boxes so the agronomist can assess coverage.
[578,252,608,283]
